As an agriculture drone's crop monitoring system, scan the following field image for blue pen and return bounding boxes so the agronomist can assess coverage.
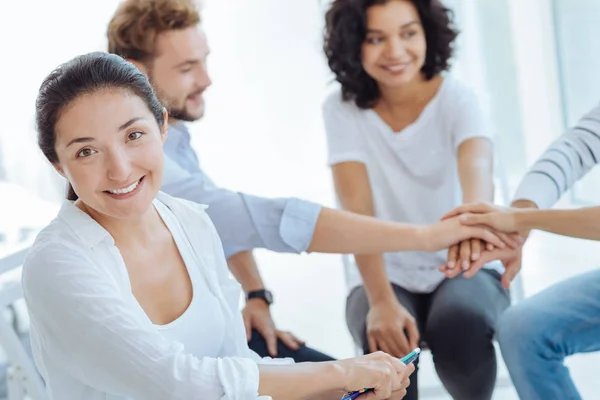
[340,348,421,400]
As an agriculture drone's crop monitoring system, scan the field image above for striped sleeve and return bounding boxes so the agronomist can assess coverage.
[513,103,600,209]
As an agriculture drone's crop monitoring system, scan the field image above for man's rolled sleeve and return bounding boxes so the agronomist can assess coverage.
[274,197,322,253]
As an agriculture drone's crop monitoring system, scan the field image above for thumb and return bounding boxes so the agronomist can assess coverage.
[501,274,512,290]
[501,258,521,289]
[402,363,416,380]
[243,313,252,341]
[263,329,278,357]
[360,390,378,400]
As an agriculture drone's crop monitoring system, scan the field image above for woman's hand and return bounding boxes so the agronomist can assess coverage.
[446,238,488,271]
[441,202,518,231]
[440,202,523,272]
[440,245,523,286]
[366,299,419,358]
[439,202,527,287]
[458,212,519,233]
[441,202,524,274]
[418,215,519,252]
[337,352,414,399]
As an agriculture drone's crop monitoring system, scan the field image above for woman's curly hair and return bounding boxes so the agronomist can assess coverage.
[324,0,458,109]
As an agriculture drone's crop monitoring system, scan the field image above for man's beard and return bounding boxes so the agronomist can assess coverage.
[155,89,200,122]
[168,105,199,122]
[148,71,202,122]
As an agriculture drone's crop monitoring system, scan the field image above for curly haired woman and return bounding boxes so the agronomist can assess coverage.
[322,1,510,399]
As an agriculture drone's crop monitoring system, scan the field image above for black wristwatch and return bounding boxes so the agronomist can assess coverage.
[246,289,274,306]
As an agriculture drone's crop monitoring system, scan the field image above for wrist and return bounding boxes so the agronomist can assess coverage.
[246,298,270,309]
[413,225,431,251]
[328,361,347,391]
[246,289,274,306]
[514,209,538,233]
[510,200,538,239]
[368,287,397,307]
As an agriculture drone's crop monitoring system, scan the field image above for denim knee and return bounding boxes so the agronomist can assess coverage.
[497,304,541,357]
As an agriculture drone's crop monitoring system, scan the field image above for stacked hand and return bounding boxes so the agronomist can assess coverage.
[419,214,522,253]
[437,202,528,289]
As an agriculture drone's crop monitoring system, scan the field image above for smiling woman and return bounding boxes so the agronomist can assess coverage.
[24,51,415,400]
[36,53,167,207]
[322,1,508,399]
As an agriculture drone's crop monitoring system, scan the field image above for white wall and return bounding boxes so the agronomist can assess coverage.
[0,0,125,203]
[2,0,597,360]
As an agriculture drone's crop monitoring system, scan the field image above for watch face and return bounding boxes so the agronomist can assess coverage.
[264,290,273,304]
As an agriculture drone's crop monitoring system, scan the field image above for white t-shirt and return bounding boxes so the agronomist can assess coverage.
[23,192,288,400]
[323,76,497,293]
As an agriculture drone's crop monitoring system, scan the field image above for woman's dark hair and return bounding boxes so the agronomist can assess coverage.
[35,52,165,201]
[324,0,459,109]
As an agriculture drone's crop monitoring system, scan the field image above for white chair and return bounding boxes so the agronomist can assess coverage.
[0,246,47,400]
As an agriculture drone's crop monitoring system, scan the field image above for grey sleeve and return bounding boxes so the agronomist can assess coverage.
[513,103,600,209]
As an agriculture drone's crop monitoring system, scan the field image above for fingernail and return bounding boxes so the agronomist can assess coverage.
[459,215,468,221]
[518,236,525,244]
[471,253,479,261]
[448,261,455,269]
[462,260,469,269]
[500,242,506,248]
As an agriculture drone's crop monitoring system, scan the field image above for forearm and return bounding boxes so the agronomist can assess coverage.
[258,362,343,399]
[458,138,494,203]
[460,164,494,203]
[308,208,424,254]
[515,207,600,240]
[355,254,396,305]
[227,251,264,293]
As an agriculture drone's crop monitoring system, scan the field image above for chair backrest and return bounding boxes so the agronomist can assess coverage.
[0,246,47,400]
[0,248,29,276]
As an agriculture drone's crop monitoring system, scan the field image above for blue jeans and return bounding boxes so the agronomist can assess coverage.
[497,269,600,400]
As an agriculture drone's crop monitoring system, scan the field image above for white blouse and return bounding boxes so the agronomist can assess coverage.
[153,200,226,358]
[22,192,285,400]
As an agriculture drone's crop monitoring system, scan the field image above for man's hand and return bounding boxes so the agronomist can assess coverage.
[242,298,305,357]
[366,299,419,358]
